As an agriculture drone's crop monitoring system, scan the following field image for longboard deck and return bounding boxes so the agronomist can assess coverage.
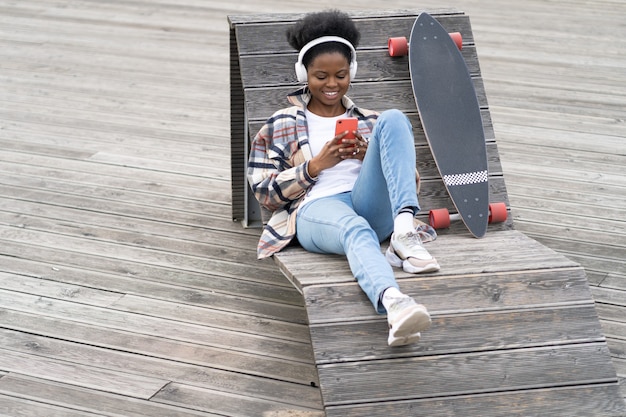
[409,12,490,237]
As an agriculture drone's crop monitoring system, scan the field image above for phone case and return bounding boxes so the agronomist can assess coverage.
[335,118,358,141]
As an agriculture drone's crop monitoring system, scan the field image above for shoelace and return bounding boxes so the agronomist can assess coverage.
[400,232,423,248]
[387,296,412,313]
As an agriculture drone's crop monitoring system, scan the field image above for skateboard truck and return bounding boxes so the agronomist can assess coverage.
[388,32,462,56]
[429,202,508,230]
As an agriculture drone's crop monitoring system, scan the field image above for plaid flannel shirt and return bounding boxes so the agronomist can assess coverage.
[247,88,379,258]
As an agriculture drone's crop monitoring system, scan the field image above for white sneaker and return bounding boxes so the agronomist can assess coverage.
[386,296,431,346]
[388,331,422,347]
[386,232,440,274]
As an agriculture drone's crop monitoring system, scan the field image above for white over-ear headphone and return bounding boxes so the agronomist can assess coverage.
[295,36,358,83]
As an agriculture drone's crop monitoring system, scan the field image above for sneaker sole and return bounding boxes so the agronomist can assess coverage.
[385,247,440,274]
[389,304,431,338]
[402,258,440,274]
[388,331,421,347]
[385,246,403,268]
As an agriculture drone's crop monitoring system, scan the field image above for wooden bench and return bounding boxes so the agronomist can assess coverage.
[228,10,625,416]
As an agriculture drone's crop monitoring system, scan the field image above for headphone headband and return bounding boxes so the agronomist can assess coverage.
[295,36,357,83]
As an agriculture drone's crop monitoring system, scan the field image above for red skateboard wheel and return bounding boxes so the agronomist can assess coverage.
[388,37,408,57]
[388,32,460,56]
[429,208,451,229]
[449,32,463,50]
[488,202,508,224]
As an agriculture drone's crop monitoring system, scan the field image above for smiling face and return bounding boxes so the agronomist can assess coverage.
[305,51,351,117]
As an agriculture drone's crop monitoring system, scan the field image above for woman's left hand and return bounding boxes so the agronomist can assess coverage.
[339,131,368,161]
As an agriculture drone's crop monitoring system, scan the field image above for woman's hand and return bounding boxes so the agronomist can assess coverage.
[339,131,368,162]
[307,131,368,178]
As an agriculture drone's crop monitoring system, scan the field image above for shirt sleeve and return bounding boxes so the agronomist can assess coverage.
[247,117,316,212]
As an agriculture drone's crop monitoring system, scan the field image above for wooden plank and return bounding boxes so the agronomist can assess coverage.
[0,210,261,263]
[317,344,617,406]
[529,235,625,271]
[0,349,167,399]
[0,394,103,417]
[0,128,228,169]
[0,287,309,362]
[0,96,220,143]
[324,384,626,417]
[606,338,626,361]
[0,122,229,164]
[0,327,320,407]
[0,1,222,31]
[0,284,304,360]
[309,305,604,363]
[0,83,218,131]
[302,267,592,324]
[0,62,225,108]
[0,226,282,287]
[0,174,231,223]
[504,182,626,217]
[493,108,626,141]
[485,81,626,121]
[247,109,497,145]
[275,230,579,289]
[238,46,483,88]
[510,228,625,282]
[235,144,509,228]
[232,12,473,56]
[0,307,318,388]
[508,208,626,246]
[230,21,247,222]
[152,382,324,417]
[0,374,208,417]
[0,150,230,194]
[599,273,626,293]
[593,287,626,310]
[501,157,626,191]
[0,249,299,304]
[468,116,625,152]
[0,189,252,239]
[498,141,626,178]
[0,240,290,300]
[0,198,262,245]
[0,107,224,148]
[0,266,306,339]
[242,79,490,122]
[228,9,463,26]
[616,361,626,399]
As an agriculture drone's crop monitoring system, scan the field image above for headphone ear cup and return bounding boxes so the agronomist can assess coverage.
[350,61,357,79]
[295,61,307,83]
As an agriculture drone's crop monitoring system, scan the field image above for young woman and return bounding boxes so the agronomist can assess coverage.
[247,9,440,347]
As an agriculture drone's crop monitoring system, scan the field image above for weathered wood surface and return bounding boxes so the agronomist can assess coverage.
[0,1,325,416]
[230,10,513,231]
[0,0,624,416]
[232,6,625,416]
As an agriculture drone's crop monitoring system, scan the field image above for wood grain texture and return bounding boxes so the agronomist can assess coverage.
[232,7,625,416]
[0,0,624,414]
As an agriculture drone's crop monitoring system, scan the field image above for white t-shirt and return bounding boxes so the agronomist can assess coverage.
[300,109,362,208]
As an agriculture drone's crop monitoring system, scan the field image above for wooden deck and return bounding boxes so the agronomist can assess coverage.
[0,0,624,416]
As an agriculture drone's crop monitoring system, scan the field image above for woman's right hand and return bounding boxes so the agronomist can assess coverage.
[307,131,358,178]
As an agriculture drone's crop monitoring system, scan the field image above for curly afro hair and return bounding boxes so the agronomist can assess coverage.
[286,9,360,69]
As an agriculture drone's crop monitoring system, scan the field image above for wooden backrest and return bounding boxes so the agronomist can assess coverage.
[229,10,510,228]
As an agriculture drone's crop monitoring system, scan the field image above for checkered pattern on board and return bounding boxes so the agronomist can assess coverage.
[443,170,488,187]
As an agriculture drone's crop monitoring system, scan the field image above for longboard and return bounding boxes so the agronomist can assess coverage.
[390,12,496,237]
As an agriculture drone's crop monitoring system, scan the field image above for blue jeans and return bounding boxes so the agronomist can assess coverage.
[296,109,419,314]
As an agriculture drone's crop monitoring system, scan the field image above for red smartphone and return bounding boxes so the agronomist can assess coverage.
[335,118,358,143]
